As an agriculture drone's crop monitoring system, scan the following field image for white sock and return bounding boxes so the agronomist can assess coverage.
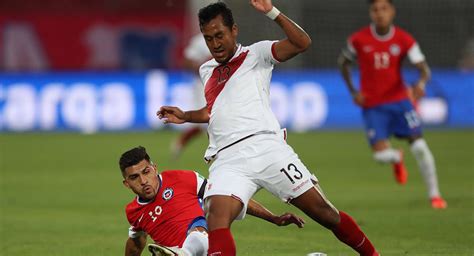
[410,138,441,198]
[182,230,208,256]
[373,148,401,164]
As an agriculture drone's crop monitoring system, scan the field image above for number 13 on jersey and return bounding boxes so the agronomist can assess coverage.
[374,52,390,69]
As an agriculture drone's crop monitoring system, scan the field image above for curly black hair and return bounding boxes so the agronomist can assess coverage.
[119,146,151,174]
[198,2,235,30]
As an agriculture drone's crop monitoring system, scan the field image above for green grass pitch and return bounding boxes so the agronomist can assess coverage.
[1,130,473,255]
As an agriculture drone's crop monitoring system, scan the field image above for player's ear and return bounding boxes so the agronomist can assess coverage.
[232,24,238,38]
[123,179,131,189]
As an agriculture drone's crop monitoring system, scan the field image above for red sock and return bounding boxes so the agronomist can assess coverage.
[208,228,236,256]
[332,211,378,256]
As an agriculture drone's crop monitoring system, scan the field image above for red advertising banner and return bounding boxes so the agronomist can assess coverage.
[0,12,189,70]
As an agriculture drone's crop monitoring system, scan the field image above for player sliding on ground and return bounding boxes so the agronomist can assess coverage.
[338,0,447,209]
[120,146,305,256]
[158,1,379,255]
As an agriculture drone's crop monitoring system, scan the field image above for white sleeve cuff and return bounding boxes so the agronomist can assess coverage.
[343,41,357,61]
[265,6,281,20]
[128,226,145,238]
[195,172,206,195]
[408,43,425,64]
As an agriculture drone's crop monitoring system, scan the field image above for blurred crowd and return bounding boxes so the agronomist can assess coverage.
[0,0,472,71]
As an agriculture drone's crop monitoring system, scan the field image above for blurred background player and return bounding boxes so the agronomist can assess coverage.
[159,1,379,255]
[338,0,447,209]
[120,146,305,256]
[171,34,212,159]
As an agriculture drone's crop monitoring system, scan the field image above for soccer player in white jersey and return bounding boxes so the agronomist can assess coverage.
[158,1,379,255]
[171,34,212,159]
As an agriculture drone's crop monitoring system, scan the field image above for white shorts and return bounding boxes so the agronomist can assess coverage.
[203,133,317,220]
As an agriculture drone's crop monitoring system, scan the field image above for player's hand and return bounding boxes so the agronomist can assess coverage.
[273,212,305,228]
[157,106,186,124]
[412,81,426,100]
[351,91,365,107]
[250,0,273,14]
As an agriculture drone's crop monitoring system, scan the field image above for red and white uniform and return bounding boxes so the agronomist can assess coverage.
[199,41,315,219]
[345,24,425,108]
[200,41,282,159]
[126,170,206,247]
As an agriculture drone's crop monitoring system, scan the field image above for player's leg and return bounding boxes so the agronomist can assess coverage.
[291,185,379,256]
[171,126,203,159]
[409,136,446,208]
[257,139,378,256]
[203,152,259,256]
[181,218,209,256]
[363,105,407,184]
[394,100,446,208]
[204,195,242,256]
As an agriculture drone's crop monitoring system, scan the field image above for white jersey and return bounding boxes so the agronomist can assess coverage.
[199,40,282,159]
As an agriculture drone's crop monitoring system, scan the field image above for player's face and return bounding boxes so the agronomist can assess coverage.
[123,159,160,200]
[370,0,395,29]
[201,15,238,63]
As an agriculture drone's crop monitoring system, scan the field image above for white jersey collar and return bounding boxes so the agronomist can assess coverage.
[226,44,243,63]
[370,23,395,41]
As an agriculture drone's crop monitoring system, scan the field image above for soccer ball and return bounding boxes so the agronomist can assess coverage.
[307,253,327,256]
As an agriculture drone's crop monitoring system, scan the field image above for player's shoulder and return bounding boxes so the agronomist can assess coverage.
[393,26,417,46]
[393,26,412,37]
[199,58,218,75]
[198,58,218,81]
[350,26,371,40]
[161,169,197,179]
[161,170,199,189]
[248,40,276,52]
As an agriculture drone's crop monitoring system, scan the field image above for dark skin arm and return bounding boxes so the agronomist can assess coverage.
[125,234,147,256]
[411,61,431,100]
[157,106,209,124]
[250,0,312,62]
[337,52,364,106]
[246,199,305,228]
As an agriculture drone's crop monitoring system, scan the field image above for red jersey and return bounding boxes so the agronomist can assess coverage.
[125,170,206,247]
[347,25,425,108]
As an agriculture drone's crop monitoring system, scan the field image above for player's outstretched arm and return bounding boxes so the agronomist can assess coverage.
[412,61,431,100]
[337,52,364,106]
[157,106,209,124]
[247,199,305,228]
[125,234,146,256]
[250,0,311,62]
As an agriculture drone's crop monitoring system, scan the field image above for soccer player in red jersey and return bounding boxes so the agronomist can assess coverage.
[120,146,305,256]
[338,0,447,209]
[158,1,379,255]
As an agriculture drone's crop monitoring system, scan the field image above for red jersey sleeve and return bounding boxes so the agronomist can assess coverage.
[345,32,360,60]
[399,29,416,50]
